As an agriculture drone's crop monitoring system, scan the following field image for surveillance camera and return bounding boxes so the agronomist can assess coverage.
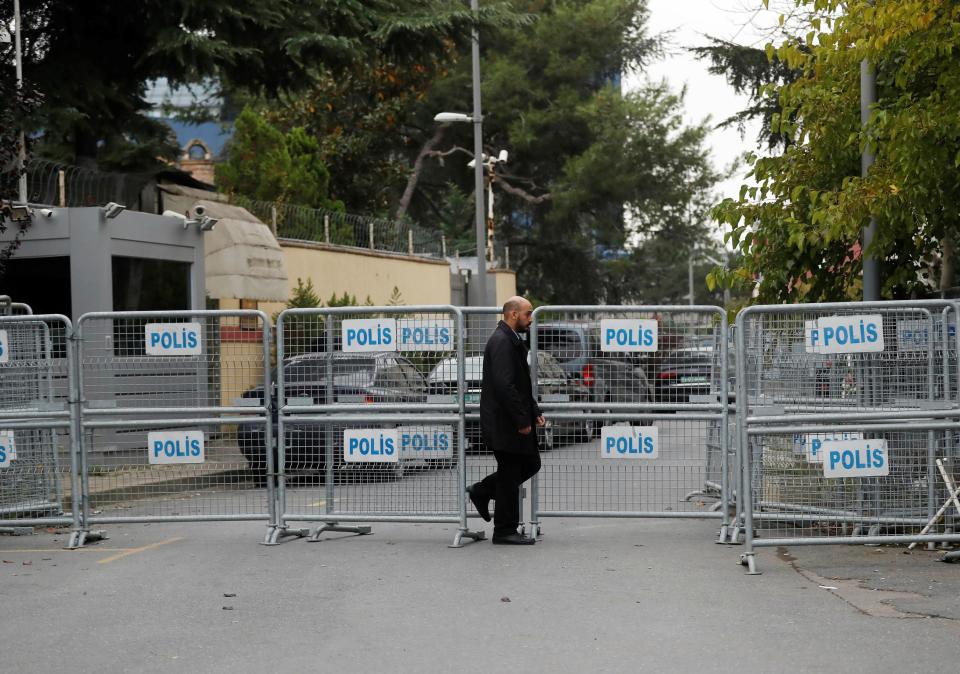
[199,216,218,232]
[37,208,54,218]
[498,149,509,163]
[467,158,476,169]
[193,205,206,217]
[162,209,187,220]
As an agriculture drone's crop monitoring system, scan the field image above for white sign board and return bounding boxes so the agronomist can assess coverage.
[793,431,864,463]
[600,425,659,459]
[805,314,884,354]
[599,319,658,352]
[397,319,454,352]
[822,438,889,478]
[147,430,205,465]
[145,323,203,356]
[0,431,13,468]
[896,319,956,351]
[397,426,454,458]
[0,329,8,364]
[0,430,15,460]
[343,428,399,463]
[342,318,397,353]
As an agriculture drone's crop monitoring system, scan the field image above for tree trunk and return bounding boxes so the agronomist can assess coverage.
[941,235,955,296]
[395,126,446,222]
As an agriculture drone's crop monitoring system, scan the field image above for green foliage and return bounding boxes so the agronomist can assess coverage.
[217,107,338,208]
[691,37,803,150]
[387,286,405,306]
[14,0,525,171]
[712,0,960,302]
[326,291,373,308]
[412,0,720,303]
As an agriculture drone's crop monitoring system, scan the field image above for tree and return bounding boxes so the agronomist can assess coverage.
[0,33,43,278]
[691,37,802,150]
[6,0,524,171]
[712,0,960,302]
[403,0,722,303]
[216,107,340,209]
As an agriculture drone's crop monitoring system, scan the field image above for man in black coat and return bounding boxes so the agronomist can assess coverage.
[467,296,545,545]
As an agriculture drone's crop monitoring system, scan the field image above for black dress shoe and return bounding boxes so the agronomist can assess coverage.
[491,532,535,545]
[466,484,491,522]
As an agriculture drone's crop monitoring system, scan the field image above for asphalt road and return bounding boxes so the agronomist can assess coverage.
[3,418,959,673]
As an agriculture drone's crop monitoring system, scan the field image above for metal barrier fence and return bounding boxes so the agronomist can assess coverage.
[0,314,81,543]
[528,306,732,538]
[270,306,484,547]
[736,300,960,573]
[73,310,274,547]
[457,308,510,523]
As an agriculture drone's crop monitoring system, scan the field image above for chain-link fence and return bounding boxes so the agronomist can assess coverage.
[73,310,274,547]
[0,314,80,541]
[231,196,446,259]
[735,300,960,573]
[528,306,731,537]
[270,306,484,547]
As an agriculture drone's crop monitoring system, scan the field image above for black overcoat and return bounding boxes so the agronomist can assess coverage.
[480,321,541,455]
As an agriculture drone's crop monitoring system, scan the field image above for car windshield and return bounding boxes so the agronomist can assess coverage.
[282,358,376,386]
[538,329,583,362]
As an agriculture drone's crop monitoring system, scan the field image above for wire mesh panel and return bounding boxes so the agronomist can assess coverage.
[78,420,273,523]
[75,311,273,543]
[273,306,481,547]
[735,301,960,574]
[529,306,730,534]
[457,308,503,518]
[0,315,78,532]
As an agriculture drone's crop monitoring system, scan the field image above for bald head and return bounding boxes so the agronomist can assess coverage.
[502,295,533,333]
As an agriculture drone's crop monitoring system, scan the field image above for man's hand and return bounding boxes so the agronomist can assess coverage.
[518,425,532,435]
[536,415,546,427]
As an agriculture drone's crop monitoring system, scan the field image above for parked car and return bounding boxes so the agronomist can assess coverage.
[237,352,428,482]
[426,351,590,452]
[649,339,716,404]
[535,321,653,432]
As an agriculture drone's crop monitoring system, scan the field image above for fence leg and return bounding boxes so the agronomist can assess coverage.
[66,331,106,549]
[307,523,372,542]
[450,309,485,548]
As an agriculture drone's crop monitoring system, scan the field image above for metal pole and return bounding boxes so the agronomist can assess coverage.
[861,58,880,301]
[470,0,488,306]
[688,253,695,306]
[15,0,27,204]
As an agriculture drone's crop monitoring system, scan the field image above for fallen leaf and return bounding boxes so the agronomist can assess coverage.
[223,593,236,598]
[500,596,511,603]
[222,606,234,611]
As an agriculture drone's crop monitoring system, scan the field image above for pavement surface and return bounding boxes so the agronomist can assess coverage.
[2,515,958,673]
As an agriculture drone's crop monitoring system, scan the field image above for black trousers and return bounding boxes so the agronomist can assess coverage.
[476,450,541,536]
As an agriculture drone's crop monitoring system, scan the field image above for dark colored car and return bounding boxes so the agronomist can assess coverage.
[650,341,716,404]
[536,322,653,431]
[426,351,590,452]
[237,352,427,481]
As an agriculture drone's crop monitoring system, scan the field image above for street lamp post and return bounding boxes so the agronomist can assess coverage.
[14,0,27,204]
[432,0,489,306]
[468,0,487,306]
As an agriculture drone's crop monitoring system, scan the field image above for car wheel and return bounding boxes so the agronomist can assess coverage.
[580,418,597,441]
[541,424,554,451]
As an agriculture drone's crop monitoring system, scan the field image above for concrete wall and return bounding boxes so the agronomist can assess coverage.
[259,241,453,317]
[493,269,518,306]
[0,206,205,321]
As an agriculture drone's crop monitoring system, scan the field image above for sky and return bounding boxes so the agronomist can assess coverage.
[624,1,785,218]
